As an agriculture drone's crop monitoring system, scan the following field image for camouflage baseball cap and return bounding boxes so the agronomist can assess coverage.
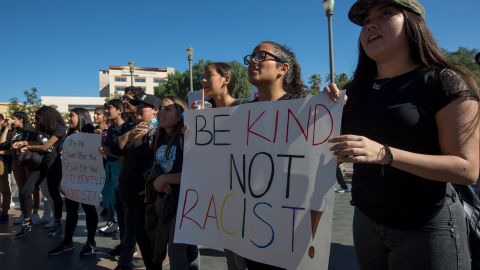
[348,0,425,26]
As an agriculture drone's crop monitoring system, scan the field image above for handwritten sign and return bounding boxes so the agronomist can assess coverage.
[175,94,344,269]
[61,133,106,206]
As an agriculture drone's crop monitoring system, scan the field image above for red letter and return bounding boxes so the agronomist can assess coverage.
[312,104,333,146]
[247,110,271,145]
[179,189,202,230]
[286,107,311,143]
[203,195,219,230]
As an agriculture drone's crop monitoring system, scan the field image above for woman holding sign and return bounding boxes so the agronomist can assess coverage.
[242,40,306,269]
[150,96,200,270]
[201,62,247,270]
[325,0,479,269]
[48,108,99,257]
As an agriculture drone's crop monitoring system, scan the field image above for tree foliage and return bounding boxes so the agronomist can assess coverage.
[307,74,322,95]
[444,47,480,86]
[8,87,44,120]
[154,59,251,100]
[335,73,350,89]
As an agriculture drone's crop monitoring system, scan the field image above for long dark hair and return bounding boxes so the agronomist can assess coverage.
[154,96,187,160]
[11,111,32,130]
[347,8,479,108]
[205,62,236,96]
[35,106,66,133]
[68,108,94,135]
[258,41,306,95]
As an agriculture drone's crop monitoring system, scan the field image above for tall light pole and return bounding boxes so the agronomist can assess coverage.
[128,60,135,87]
[186,46,194,92]
[322,0,335,84]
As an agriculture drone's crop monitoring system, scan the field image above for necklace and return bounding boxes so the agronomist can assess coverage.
[372,78,392,90]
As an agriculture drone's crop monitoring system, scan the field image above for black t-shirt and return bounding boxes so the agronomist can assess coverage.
[38,125,67,161]
[154,141,183,208]
[10,127,36,160]
[342,68,479,229]
[104,122,129,162]
[117,127,156,205]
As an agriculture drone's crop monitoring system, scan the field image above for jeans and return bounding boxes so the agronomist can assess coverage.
[13,160,40,215]
[336,165,348,190]
[0,160,11,214]
[64,198,98,244]
[103,160,120,222]
[168,214,199,270]
[118,202,159,270]
[21,157,63,220]
[353,186,470,270]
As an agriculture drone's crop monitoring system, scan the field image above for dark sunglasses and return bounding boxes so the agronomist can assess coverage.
[243,51,286,66]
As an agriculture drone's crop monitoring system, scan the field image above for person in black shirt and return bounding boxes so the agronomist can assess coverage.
[13,106,67,239]
[152,96,199,270]
[48,108,98,257]
[326,1,479,269]
[242,40,306,270]
[114,94,161,270]
[0,113,12,224]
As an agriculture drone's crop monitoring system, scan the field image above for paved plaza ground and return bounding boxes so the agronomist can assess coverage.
[0,175,357,270]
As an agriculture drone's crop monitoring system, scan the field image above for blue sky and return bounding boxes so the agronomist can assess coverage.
[0,0,478,102]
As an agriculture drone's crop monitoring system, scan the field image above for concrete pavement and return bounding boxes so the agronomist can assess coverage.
[0,179,357,270]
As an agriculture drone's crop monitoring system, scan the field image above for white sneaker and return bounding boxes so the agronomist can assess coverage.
[40,214,53,225]
[10,201,15,208]
[14,214,24,225]
[44,219,56,229]
[101,221,119,234]
[31,213,41,225]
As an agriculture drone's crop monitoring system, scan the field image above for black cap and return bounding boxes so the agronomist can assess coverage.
[131,94,161,109]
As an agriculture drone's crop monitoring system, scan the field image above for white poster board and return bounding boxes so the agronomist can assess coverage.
[60,133,106,206]
[175,94,344,269]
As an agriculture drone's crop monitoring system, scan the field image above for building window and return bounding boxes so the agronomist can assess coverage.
[115,76,127,82]
[115,86,126,93]
[153,78,165,84]
[135,77,146,83]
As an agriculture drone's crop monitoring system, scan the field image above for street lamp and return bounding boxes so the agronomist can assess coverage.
[322,0,335,84]
[186,46,194,92]
[128,60,135,87]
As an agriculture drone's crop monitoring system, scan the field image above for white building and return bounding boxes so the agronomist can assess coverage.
[99,65,175,97]
[41,96,106,116]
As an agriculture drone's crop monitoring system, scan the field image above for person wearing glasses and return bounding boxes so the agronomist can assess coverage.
[325,0,479,269]
[242,41,306,270]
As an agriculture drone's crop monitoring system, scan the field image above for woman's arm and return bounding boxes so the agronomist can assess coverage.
[153,173,182,193]
[25,135,60,153]
[330,97,479,185]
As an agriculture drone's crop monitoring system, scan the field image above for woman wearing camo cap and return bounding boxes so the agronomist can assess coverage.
[325,0,479,269]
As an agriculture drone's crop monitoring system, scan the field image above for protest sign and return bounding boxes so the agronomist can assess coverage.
[175,93,344,269]
[60,132,106,206]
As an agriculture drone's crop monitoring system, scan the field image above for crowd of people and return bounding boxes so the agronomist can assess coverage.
[0,0,479,269]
